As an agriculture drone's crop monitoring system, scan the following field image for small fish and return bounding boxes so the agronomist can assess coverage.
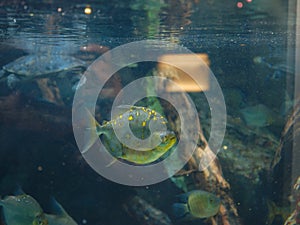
[83,106,177,165]
[172,190,221,220]
[0,194,48,225]
[45,198,77,225]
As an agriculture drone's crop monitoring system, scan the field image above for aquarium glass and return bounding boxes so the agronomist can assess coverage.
[0,1,298,225]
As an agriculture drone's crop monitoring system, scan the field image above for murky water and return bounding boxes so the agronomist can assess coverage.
[0,1,296,225]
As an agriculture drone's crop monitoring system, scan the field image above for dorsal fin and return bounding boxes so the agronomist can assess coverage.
[14,185,25,196]
[49,197,68,216]
[110,105,134,118]
[111,105,148,119]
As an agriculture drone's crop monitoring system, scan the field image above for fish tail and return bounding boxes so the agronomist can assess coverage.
[172,203,189,219]
[82,108,102,154]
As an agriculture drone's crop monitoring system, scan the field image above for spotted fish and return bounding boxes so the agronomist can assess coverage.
[83,106,177,165]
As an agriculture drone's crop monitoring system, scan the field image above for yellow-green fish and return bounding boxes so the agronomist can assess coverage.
[45,198,77,225]
[0,194,48,225]
[83,106,177,165]
[172,190,221,220]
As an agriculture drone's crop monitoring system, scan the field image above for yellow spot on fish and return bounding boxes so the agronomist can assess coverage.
[142,121,146,127]
[128,115,134,121]
[119,115,123,119]
[136,111,140,116]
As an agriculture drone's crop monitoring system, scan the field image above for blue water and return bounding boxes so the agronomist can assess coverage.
[0,0,295,225]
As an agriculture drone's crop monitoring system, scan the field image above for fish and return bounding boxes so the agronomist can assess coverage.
[83,105,177,165]
[45,198,77,225]
[0,191,77,225]
[240,104,276,128]
[0,194,48,225]
[172,190,221,220]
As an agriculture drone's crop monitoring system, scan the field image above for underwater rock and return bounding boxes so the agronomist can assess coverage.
[284,177,300,225]
[0,92,72,138]
[270,97,300,218]
[80,43,123,99]
[36,79,64,106]
[123,195,173,225]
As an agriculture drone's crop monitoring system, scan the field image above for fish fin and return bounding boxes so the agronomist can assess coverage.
[172,203,189,219]
[175,192,189,203]
[116,105,133,110]
[49,197,68,216]
[82,108,102,154]
[14,185,25,196]
[85,108,102,133]
[110,105,133,118]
